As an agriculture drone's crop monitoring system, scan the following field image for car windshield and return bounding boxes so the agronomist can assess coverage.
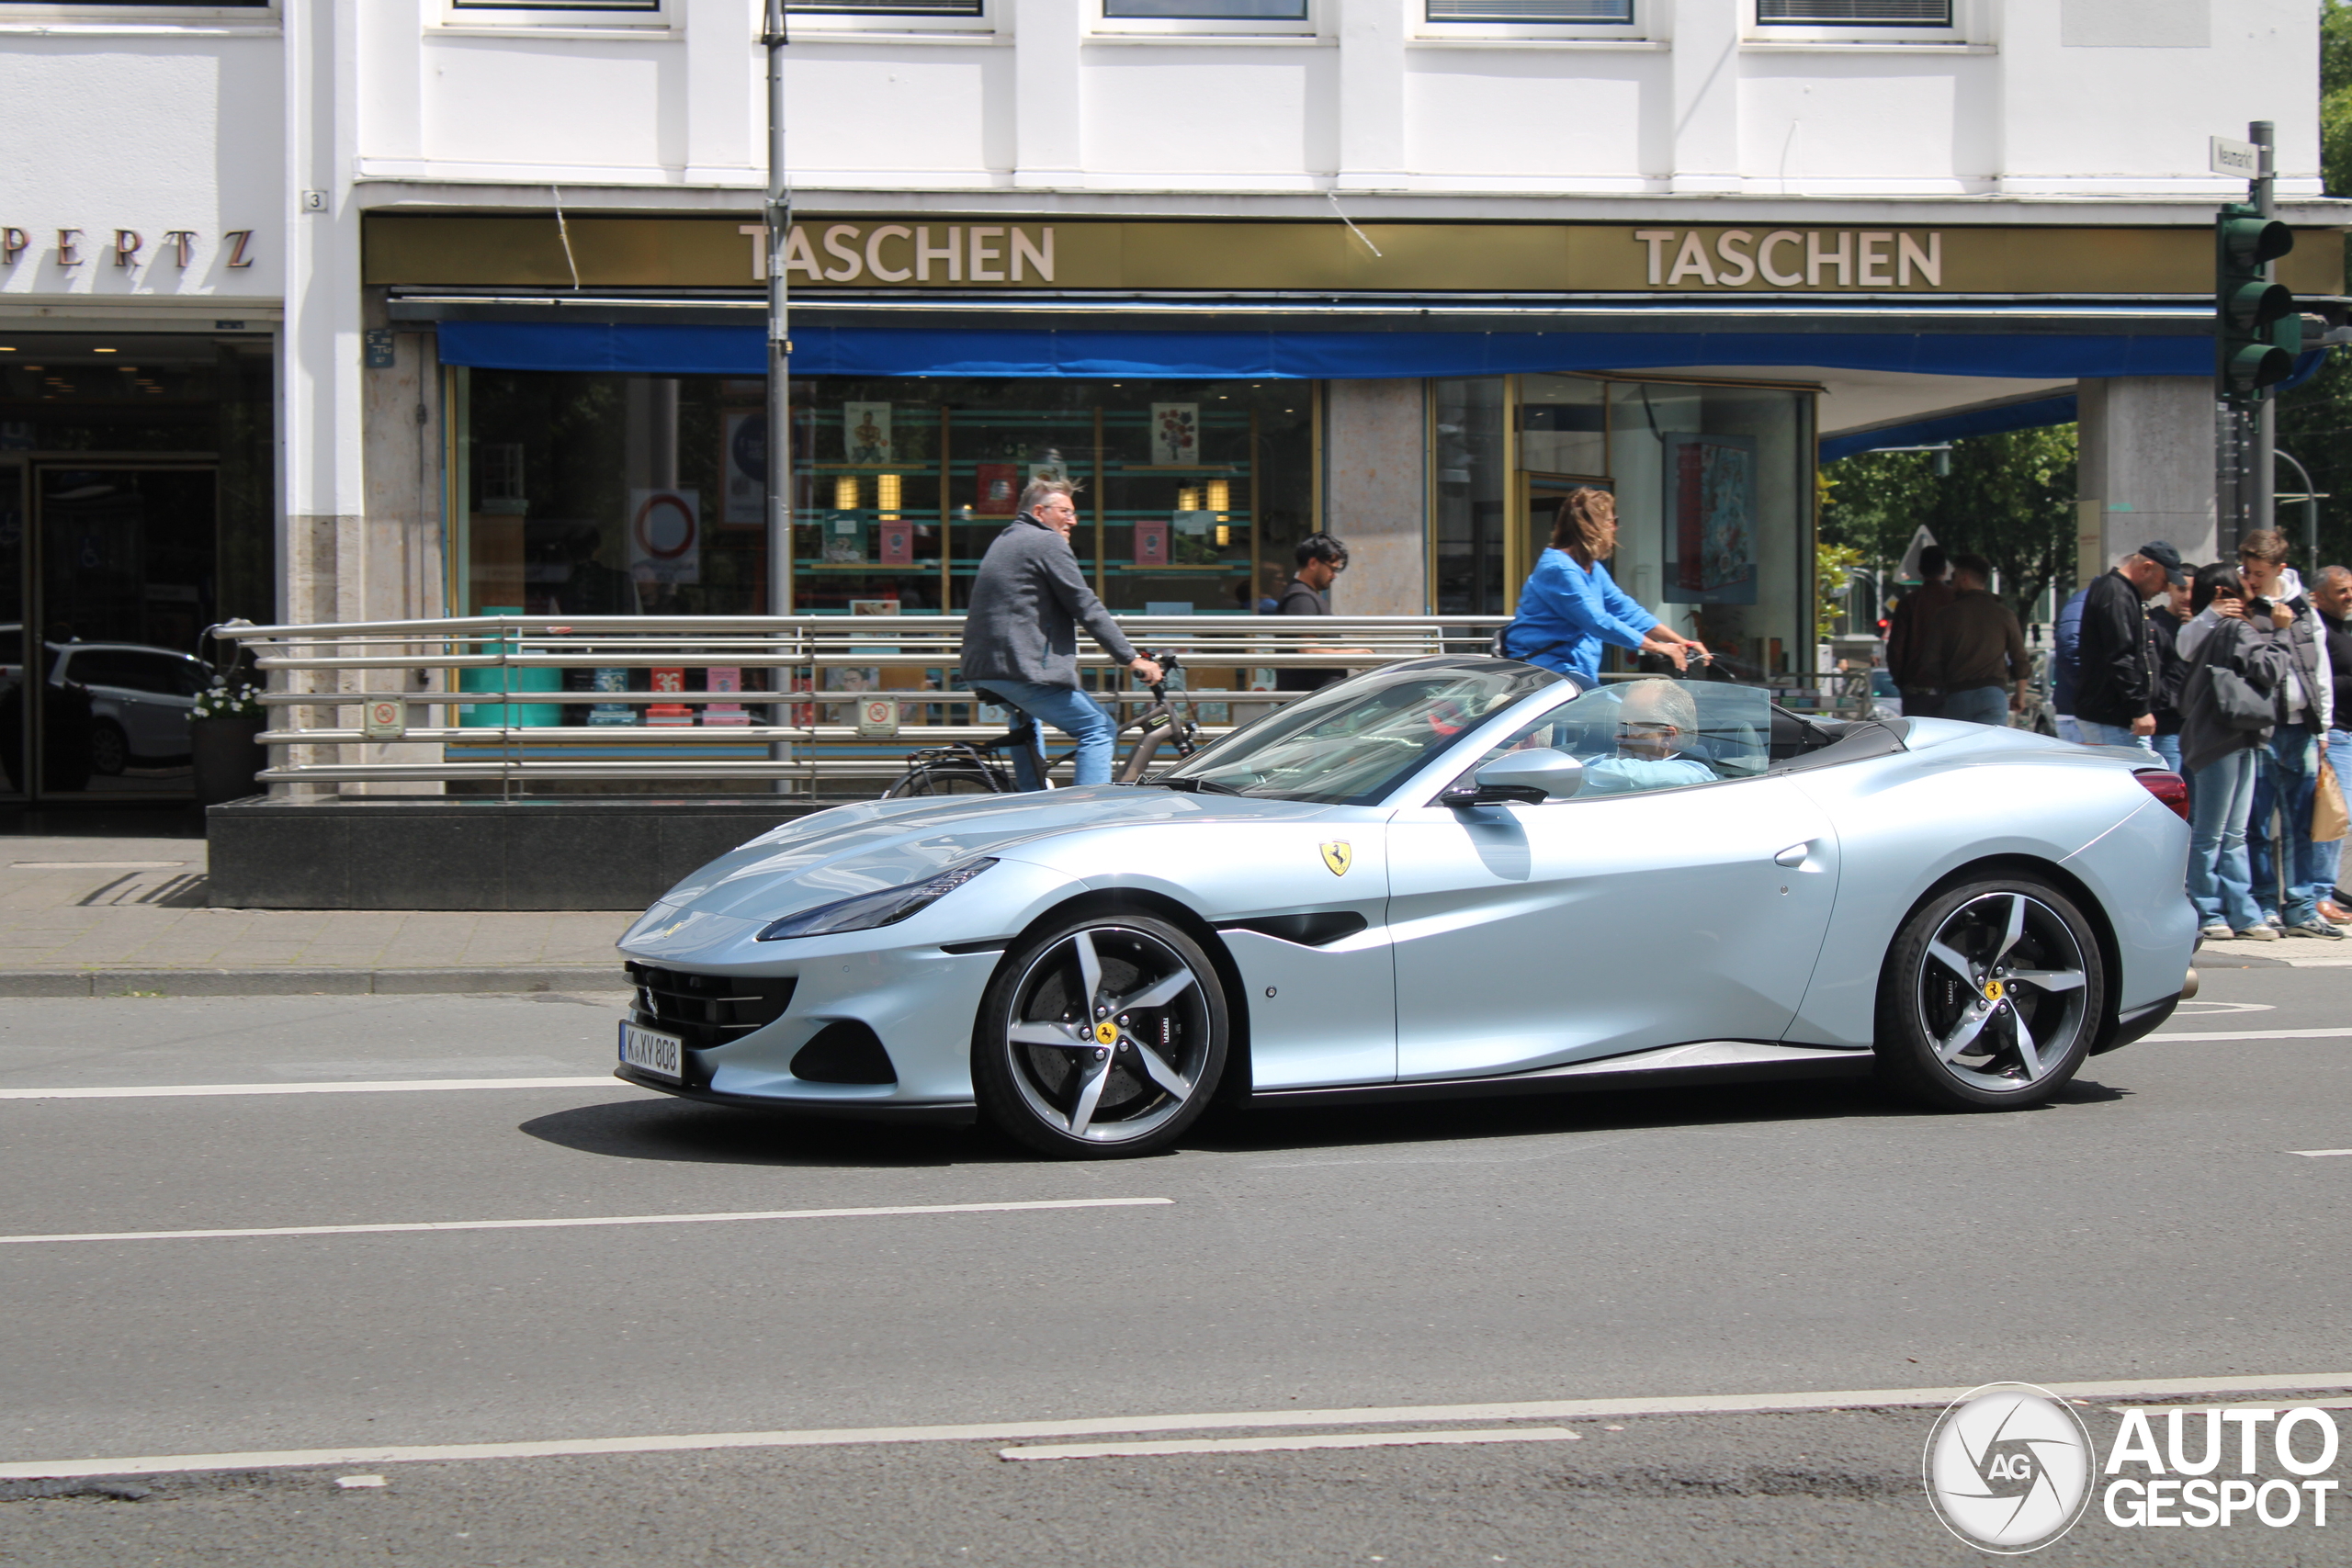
[1157,659,1562,804]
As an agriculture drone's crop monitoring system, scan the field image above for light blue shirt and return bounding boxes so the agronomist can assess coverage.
[1502,548,1660,685]
[1578,753,1716,795]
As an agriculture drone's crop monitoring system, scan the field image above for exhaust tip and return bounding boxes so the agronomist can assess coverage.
[2179,968,2199,1000]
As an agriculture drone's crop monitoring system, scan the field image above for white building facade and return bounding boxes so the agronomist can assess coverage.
[0,0,2337,800]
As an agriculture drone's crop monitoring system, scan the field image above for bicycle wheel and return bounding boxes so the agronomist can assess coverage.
[884,761,1004,798]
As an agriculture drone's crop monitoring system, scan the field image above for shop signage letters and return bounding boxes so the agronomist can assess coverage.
[365,214,2346,298]
[1,227,254,268]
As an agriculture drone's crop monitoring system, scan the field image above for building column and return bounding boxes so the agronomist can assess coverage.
[1324,379,1427,615]
[2075,378,2219,582]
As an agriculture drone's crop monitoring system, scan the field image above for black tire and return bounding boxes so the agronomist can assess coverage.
[89,721,130,777]
[885,761,1002,798]
[973,913,1227,1158]
[1873,874,2107,1111]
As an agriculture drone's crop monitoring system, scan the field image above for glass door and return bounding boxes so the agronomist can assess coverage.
[28,464,217,798]
[0,462,23,801]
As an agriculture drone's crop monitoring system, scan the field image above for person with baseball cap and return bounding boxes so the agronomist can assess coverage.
[2071,541,2188,757]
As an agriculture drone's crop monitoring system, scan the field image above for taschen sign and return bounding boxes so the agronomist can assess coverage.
[365,215,2346,298]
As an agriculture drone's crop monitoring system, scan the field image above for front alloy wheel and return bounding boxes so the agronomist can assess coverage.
[975,915,1227,1157]
[1875,878,2105,1111]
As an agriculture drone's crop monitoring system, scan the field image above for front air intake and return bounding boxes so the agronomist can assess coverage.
[627,963,796,1050]
[790,1021,899,1085]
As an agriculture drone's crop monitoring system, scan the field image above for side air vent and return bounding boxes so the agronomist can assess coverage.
[1221,911,1370,948]
[627,963,796,1051]
[791,1021,899,1085]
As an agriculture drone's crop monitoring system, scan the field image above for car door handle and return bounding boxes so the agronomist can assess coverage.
[1773,843,1810,867]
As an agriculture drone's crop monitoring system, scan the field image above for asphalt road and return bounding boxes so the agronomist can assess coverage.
[2,971,2347,1565]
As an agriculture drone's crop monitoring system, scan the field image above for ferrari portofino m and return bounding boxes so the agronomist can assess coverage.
[616,658,2197,1157]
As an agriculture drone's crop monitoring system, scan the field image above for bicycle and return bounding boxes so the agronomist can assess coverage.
[883,653,1203,797]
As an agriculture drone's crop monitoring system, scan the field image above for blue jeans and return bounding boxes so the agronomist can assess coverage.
[977,678,1115,790]
[2188,747,2264,931]
[2248,724,2324,925]
[2055,716,2084,744]
[1943,685,2010,727]
[2075,717,2161,759]
[2321,729,2352,898]
[2151,732,2182,773]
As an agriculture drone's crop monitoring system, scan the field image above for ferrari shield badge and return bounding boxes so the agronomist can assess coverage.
[1319,840,1352,877]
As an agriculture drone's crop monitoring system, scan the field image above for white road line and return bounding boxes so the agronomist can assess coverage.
[1001,1427,1584,1461]
[2290,1149,2352,1157]
[8,1373,2351,1482]
[0,1197,1172,1247]
[2147,1028,2352,1043]
[0,1077,616,1100]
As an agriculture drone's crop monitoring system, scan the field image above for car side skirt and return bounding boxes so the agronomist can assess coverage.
[612,1066,980,1124]
[1244,1040,1872,1109]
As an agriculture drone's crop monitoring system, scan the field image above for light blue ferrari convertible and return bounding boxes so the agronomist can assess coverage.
[615,657,2197,1158]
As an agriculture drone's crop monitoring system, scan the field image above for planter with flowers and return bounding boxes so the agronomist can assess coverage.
[190,679,268,805]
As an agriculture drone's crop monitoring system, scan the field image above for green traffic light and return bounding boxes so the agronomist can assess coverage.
[2220,215,2295,268]
[2224,279,2295,332]
[2227,343,2296,395]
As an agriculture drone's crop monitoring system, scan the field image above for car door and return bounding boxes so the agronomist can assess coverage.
[1386,682,1841,1081]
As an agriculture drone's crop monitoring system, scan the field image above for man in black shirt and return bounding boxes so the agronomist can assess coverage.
[1273,533,1364,694]
[2073,540,2186,756]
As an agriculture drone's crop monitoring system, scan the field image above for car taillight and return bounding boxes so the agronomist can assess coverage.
[2136,770,2190,821]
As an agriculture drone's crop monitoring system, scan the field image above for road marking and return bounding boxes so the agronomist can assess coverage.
[9,860,187,870]
[0,1077,616,1100]
[1001,1427,1584,1461]
[7,1373,2350,1482]
[0,1197,1173,1248]
[2147,1028,2352,1043]
[2290,1149,2352,1157]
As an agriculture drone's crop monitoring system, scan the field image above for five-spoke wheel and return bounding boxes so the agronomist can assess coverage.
[974,915,1227,1156]
[1875,876,2105,1111]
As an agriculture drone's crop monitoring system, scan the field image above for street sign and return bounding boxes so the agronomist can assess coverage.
[2211,136,2259,178]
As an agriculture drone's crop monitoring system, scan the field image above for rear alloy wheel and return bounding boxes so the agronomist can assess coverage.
[975,915,1226,1157]
[89,721,130,777]
[1874,877,2105,1111]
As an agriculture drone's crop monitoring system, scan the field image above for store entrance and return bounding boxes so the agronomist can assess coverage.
[0,330,274,806]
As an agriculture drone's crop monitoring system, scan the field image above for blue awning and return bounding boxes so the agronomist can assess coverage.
[436,319,2221,383]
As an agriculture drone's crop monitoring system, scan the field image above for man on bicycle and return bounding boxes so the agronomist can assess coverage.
[960,478,1163,789]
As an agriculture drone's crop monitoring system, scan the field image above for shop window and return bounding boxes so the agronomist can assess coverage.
[1431,378,1509,617]
[1756,1,1951,23]
[456,371,1313,622]
[1606,381,1811,684]
[1427,1,1634,22]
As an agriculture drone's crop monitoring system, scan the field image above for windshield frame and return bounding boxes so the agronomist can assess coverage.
[1152,657,1568,807]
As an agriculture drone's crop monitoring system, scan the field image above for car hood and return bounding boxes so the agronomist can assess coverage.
[635,785,1342,927]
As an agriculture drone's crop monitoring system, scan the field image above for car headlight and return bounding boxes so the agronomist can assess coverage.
[754,859,999,942]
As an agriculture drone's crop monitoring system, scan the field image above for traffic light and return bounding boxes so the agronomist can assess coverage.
[2216,203,2300,402]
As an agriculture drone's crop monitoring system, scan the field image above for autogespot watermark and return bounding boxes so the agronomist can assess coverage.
[1924,1382,2343,1553]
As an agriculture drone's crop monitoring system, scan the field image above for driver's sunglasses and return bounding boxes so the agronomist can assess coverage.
[1619,721,1679,739]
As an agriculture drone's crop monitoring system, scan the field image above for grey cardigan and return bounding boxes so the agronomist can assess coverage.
[958,513,1137,690]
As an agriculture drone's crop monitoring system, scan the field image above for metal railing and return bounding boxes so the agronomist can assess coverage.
[211,614,1511,795]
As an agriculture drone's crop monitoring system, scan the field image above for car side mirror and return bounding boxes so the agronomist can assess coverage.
[1441,748,1585,807]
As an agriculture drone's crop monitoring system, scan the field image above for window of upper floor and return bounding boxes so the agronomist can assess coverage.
[1426,1,1636,24]
[0,1,276,19]
[1748,0,1973,47]
[1095,0,1317,39]
[441,0,671,30]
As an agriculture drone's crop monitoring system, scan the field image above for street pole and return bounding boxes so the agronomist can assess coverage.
[763,0,793,791]
[2275,447,2323,568]
[2252,119,2278,543]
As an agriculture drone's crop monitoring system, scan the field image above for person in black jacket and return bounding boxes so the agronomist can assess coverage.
[2178,565,2292,941]
[2148,572,2195,779]
[1273,534,1371,694]
[2073,540,2187,754]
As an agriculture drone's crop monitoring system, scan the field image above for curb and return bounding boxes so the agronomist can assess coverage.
[0,967,628,998]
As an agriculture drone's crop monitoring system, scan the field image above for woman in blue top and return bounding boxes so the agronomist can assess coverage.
[1500,488,1707,684]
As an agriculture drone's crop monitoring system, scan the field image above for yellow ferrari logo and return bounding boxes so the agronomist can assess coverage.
[1320,841,1352,876]
[1983,979,2007,1002]
[1095,1021,1120,1046]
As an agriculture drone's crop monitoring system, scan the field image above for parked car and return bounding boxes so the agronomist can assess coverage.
[613,657,2197,1158]
[47,642,209,773]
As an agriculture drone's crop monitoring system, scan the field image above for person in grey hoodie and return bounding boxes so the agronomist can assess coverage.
[958,478,1162,789]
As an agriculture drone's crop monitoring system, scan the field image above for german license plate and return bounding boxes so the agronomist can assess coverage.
[619,1022,683,1081]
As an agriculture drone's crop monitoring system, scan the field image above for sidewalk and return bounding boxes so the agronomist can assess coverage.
[0,837,630,996]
